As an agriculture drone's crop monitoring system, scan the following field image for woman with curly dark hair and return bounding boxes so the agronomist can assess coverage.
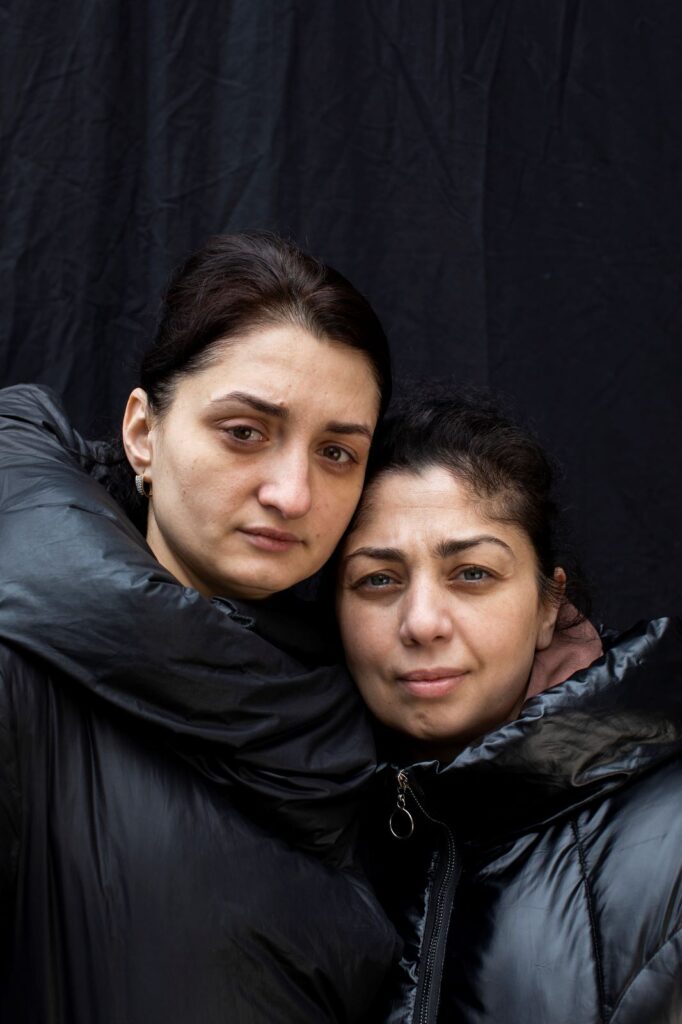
[338,393,682,1024]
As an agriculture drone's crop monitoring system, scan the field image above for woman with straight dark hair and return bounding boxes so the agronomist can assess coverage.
[0,233,399,1023]
[337,392,682,1024]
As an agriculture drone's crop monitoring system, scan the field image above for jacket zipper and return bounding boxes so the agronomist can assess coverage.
[392,769,460,1024]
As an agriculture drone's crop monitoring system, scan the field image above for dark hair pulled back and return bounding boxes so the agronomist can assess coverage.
[141,231,391,416]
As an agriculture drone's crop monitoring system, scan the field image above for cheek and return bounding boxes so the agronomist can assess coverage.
[156,454,251,534]
[459,604,540,715]
[484,613,542,703]
[348,649,394,724]
[340,605,392,688]
[485,622,540,688]
[311,483,364,543]
[152,431,206,502]
[482,591,544,656]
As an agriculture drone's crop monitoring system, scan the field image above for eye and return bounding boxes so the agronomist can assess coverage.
[456,565,491,583]
[353,571,398,591]
[223,425,266,444]
[319,444,355,465]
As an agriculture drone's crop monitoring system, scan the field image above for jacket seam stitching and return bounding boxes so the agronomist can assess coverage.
[608,923,682,1022]
[572,817,607,1024]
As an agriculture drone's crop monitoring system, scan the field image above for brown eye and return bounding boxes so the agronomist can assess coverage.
[319,444,354,464]
[225,425,265,443]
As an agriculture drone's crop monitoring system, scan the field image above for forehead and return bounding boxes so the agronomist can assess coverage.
[346,466,527,552]
[359,466,485,526]
[169,324,380,419]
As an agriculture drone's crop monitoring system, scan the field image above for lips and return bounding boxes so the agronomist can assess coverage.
[396,667,469,698]
[240,527,303,552]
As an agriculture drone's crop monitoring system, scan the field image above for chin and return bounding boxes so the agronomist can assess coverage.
[221,579,284,601]
[208,560,287,599]
[241,555,315,591]
[232,566,313,600]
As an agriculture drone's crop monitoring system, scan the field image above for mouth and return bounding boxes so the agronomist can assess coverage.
[396,667,469,698]
[239,527,303,553]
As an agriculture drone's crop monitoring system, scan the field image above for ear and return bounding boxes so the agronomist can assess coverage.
[122,388,154,477]
[535,567,567,650]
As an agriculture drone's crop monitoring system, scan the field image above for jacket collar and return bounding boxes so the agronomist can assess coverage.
[390,618,682,839]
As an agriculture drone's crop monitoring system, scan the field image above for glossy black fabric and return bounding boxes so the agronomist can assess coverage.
[0,385,399,1023]
[366,618,682,1024]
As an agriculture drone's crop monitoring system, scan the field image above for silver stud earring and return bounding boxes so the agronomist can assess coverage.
[135,474,152,499]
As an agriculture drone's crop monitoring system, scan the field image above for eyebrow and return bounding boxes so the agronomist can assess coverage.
[343,535,513,564]
[209,391,288,418]
[435,535,514,558]
[209,391,373,440]
[325,420,373,441]
[344,546,406,564]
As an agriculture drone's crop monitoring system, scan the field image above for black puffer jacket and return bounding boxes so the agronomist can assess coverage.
[0,385,399,1023]
[367,618,682,1024]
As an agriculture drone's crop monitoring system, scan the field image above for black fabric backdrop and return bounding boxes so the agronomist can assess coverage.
[2,0,681,627]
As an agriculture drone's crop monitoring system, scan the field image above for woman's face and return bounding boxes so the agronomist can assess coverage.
[337,466,562,758]
[123,324,380,599]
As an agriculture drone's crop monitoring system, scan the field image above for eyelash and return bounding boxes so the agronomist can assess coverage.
[221,427,357,467]
[318,444,356,466]
[456,565,491,583]
[223,425,266,444]
[351,565,494,591]
[352,572,399,591]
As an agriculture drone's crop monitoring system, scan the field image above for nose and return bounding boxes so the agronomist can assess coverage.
[256,448,313,520]
[398,578,454,647]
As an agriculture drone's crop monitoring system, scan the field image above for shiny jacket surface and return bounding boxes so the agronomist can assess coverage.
[0,385,399,1023]
[366,618,682,1024]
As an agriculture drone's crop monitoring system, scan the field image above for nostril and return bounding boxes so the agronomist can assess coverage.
[258,478,312,519]
[399,609,452,645]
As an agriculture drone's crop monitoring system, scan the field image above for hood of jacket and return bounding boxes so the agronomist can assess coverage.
[0,384,373,865]
[389,617,682,841]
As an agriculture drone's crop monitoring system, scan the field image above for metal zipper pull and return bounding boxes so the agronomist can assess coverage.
[389,769,415,839]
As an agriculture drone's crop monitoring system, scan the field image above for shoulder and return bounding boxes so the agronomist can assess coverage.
[579,755,682,901]
[575,757,682,1018]
[589,753,679,897]
[578,754,682,896]
[609,926,682,1023]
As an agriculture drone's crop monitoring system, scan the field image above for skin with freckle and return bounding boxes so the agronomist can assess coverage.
[124,324,379,600]
[337,465,561,758]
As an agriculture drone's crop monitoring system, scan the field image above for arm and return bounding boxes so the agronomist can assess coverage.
[0,385,375,862]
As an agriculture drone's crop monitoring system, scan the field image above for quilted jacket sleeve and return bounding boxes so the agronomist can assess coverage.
[0,384,376,865]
